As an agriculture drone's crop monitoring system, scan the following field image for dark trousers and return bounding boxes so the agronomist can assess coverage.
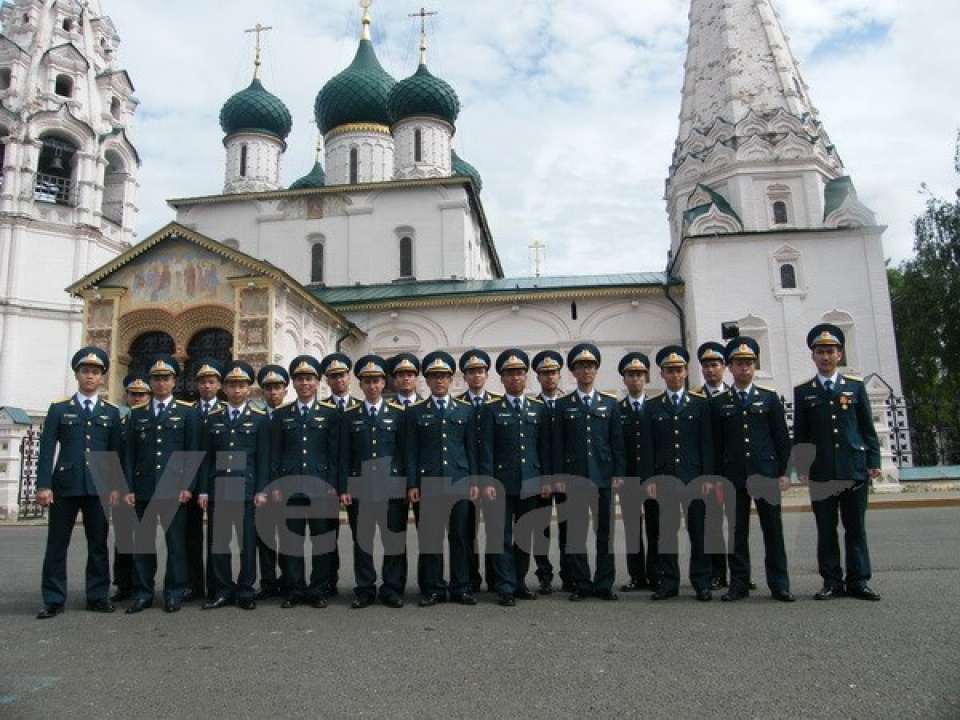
[563,486,615,593]
[184,496,206,596]
[279,497,337,600]
[619,487,659,586]
[112,503,134,593]
[534,492,568,585]
[347,498,407,599]
[729,486,790,593]
[811,481,871,590]
[417,498,472,596]
[41,494,111,605]
[489,494,538,596]
[708,482,729,582]
[132,501,189,603]
[208,500,258,601]
[658,497,712,593]
[256,510,283,593]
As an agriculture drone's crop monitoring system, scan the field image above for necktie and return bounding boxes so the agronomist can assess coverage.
[514,398,522,412]
[301,404,309,417]
[583,394,591,408]
[825,379,834,393]
[369,405,377,419]
[548,399,555,409]
[156,401,165,416]
[633,401,641,413]
[83,399,92,417]
[403,399,410,408]
[474,397,483,408]
[436,398,446,413]
[671,393,679,407]
[738,390,748,405]
[231,409,239,422]
[338,398,346,412]
[202,402,210,416]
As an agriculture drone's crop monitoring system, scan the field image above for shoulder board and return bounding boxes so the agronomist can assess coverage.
[755,385,777,394]
[209,406,225,415]
[796,377,816,389]
[278,401,295,410]
[54,396,72,404]
[455,392,468,400]
[689,390,706,398]
[175,400,195,407]
[318,400,336,409]
[487,392,503,399]
[249,406,266,415]
[841,374,863,382]
[344,404,362,414]
[411,398,430,407]
[527,396,543,405]
[453,397,471,406]
[102,400,118,408]
[600,391,618,400]
[387,401,405,411]
[558,391,574,399]
[484,397,500,405]
[131,400,151,409]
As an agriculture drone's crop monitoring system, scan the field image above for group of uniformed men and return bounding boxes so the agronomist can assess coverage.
[34,322,883,618]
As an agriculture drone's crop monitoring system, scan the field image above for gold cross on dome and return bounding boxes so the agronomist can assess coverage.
[245,23,273,78]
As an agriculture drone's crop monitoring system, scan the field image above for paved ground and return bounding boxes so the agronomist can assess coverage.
[1,498,958,718]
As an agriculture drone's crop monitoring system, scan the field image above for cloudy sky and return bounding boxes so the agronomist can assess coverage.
[100,0,959,277]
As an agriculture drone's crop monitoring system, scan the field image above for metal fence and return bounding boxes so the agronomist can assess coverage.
[18,425,45,520]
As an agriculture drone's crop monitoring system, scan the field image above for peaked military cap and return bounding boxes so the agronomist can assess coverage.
[459,349,491,372]
[531,350,564,373]
[422,350,456,375]
[807,323,845,349]
[725,336,760,362]
[656,345,689,368]
[257,364,290,387]
[194,358,223,380]
[697,341,726,364]
[388,353,420,376]
[496,349,529,374]
[223,360,255,383]
[320,352,352,376]
[71,346,109,372]
[288,355,321,377]
[618,351,651,375]
[355,354,388,378]
[567,343,601,368]
[123,371,151,393]
[148,354,180,377]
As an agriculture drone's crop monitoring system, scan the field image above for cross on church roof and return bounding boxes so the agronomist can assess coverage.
[245,23,273,79]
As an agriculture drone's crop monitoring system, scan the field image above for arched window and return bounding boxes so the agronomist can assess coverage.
[35,136,77,205]
[102,151,126,225]
[184,329,233,400]
[311,242,324,284]
[399,236,413,278]
[110,97,121,120]
[780,263,797,289]
[0,68,11,90]
[414,129,423,163]
[773,200,788,225]
[349,148,359,184]
[128,331,177,393]
[239,144,248,177]
[54,74,73,98]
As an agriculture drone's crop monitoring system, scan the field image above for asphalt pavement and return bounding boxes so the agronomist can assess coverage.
[0,501,958,719]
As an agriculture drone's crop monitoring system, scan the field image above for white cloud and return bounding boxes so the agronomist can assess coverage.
[97,0,959,275]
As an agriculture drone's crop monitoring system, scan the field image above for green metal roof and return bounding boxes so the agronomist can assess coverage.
[823,176,854,219]
[315,38,396,134]
[290,161,326,189]
[0,406,33,425]
[451,150,482,192]
[219,77,292,140]
[683,183,742,226]
[312,273,670,307]
[388,62,460,126]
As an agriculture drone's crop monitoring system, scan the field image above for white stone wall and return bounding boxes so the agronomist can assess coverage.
[324,127,395,186]
[392,117,453,180]
[223,133,284,193]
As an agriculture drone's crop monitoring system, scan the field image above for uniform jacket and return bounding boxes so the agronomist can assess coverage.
[37,396,124,496]
[644,390,715,484]
[552,390,626,487]
[619,396,651,480]
[792,375,881,482]
[711,386,791,487]
[342,400,414,497]
[269,399,344,496]
[478,396,551,495]
[124,399,201,499]
[200,405,271,500]
[406,396,478,489]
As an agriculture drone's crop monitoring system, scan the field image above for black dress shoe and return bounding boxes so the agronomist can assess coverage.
[202,596,233,610]
[710,577,726,590]
[310,595,328,609]
[37,603,64,619]
[163,599,181,613]
[651,588,679,601]
[696,589,713,602]
[537,580,553,595]
[86,599,116,613]
[594,589,619,601]
[418,593,440,607]
[498,594,516,607]
[325,586,339,599]
[721,588,749,602]
[620,579,647,592]
[847,585,882,602]
[281,597,301,609]
[814,586,843,601]
[514,587,538,601]
[125,598,152,614]
[181,590,194,602]
[561,582,575,593]
[568,590,589,602]
[771,589,796,603]
[110,589,132,602]
[452,593,478,606]
[237,598,257,610]
[351,595,374,609]
[381,594,404,609]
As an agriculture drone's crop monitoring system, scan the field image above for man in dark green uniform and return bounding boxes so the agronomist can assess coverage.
[124,355,201,614]
[270,355,343,609]
[711,337,794,602]
[36,346,124,619]
[255,364,289,599]
[553,343,625,601]
[407,351,479,607]
[697,341,730,590]
[793,324,882,601]
[198,361,270,610]
[341,355,413,609]
[478,349,552,605]
[646,346,715,602]
[617,351,657,592]
[388,353,422,407]
[189,358,222,600]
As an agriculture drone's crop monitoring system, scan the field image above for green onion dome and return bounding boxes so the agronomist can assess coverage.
[314,38,397,134]
[388,62,460,126]
[219,78,292,140]
[451,150,482,192]
[290,161,326,189]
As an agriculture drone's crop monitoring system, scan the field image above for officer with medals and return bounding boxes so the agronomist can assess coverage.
[646,346,715,602]
[617,351,657,592]
[189,358,223,601]
[697,341,731,590]
[196,361,270,610]
[711,338,794,602]
[793,324,882,601]
[552,343,625,601]
[36,347,124,619]
[341,355,413,609]
[478,349,551,605]
[530,349,567,594]
[270,355,343,609]
[124,355,201,614]
[406,351,479,606]
[255,364,290,598]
